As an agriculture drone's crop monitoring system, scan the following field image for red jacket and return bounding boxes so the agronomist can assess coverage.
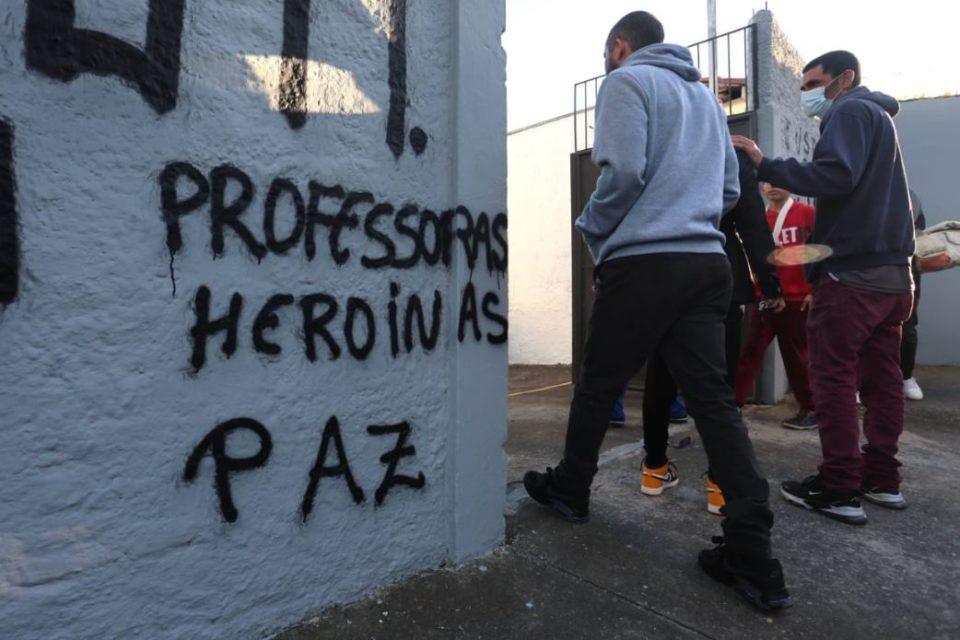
[755,199,816,301]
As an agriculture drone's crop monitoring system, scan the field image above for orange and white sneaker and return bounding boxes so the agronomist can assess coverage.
[641,459,679,496]
[706,475,725,515]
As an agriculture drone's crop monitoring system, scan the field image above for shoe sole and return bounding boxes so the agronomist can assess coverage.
[669,417,689,424]
[544,498,589,523]
[729,575,795,612]
[707,502,724,516]
[641,479,678,496]
[523,477,589,524]
[699,557,794,612]
[861,493,907,510]
[780,487,867,525]
[782,422,818,430]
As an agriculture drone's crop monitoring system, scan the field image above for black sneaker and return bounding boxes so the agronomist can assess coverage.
[523,468,589,523]
[780,475,867,525]
[861,484,907,510]
[698,537,793,612]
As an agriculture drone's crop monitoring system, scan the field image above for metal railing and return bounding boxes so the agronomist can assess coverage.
[574,24,758,152]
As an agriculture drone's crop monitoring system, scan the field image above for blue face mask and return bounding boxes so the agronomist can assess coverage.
[800,74,845,118]
[800,86,832,118]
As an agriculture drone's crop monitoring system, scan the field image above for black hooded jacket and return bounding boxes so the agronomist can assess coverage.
[723,149,781,304]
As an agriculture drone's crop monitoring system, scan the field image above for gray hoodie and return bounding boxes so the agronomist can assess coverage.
[575,43,739,265]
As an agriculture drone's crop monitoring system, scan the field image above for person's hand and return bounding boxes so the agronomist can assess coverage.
[801,293,813,311]
[731,135,764,168]
[760,297,786,313]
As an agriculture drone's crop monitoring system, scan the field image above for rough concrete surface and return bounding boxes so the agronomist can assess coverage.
[282,365,960,640]
[0,3,508,638]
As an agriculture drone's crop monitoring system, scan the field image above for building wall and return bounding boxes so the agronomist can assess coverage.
[750,9,821,402]
[0,2,507,639]
[897,96,960,365]
[507,115,575,365]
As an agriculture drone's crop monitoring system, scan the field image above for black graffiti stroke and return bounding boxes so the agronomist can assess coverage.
[300,416,366,521]
[280,0,310,129]
[182,418,273,523]
[0,120,18,304]
[25,0,185,114]
[367,421,426,505]
[386,0,408,158]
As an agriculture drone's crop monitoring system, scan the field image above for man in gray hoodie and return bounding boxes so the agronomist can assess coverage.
[523,11,791,612]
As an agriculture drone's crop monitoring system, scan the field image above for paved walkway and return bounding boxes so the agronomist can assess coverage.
[280,365,960,639]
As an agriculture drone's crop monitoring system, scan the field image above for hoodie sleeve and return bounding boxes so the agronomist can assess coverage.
[722,132,741,214]
[730,150,780,298]
[757,103,872,198]
[576,72,648,240]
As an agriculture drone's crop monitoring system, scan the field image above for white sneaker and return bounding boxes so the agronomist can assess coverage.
[903,377,923,401]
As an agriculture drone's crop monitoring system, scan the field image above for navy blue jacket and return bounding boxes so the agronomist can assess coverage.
[757,87,914,283]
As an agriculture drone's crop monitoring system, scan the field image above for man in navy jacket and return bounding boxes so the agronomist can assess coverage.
[734,50,915,525]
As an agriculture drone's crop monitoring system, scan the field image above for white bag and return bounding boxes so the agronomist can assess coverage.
[916,221,960,273]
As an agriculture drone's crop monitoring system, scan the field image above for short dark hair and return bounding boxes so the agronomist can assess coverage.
[804,50,861,87]
[607,11,664,53]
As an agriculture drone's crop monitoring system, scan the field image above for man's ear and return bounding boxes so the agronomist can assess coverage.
[612,38,631,65]
[839,69,855,90]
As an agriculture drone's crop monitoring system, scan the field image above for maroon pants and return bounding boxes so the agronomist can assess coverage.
[807,279,913,492]
[735,302,814,413]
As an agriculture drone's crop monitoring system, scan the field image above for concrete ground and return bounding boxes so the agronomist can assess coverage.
[280,365,960,640]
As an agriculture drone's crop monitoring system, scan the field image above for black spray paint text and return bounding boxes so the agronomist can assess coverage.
[0,120,18,304]
[161,162,508,277]
[183,415,426,523]
[24,0,422,156]
[189,281,507,372]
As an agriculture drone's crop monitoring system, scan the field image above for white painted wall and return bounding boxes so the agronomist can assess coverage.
[0,2,507,639]
[507,115,575,365]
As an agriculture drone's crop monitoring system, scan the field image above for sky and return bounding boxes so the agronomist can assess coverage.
[504,0,958,131]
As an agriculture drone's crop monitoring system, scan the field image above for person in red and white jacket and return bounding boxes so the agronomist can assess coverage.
[734,183,817,429]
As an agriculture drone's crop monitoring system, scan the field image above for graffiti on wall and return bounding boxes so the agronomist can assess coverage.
[0,120,17,304]
[23,0,422,156]
[160,161,508,374]
[181,415,428,523]
[25,0,186,114]
[779,115,817,162]
[7,2,505,524]
[6,0,431,305]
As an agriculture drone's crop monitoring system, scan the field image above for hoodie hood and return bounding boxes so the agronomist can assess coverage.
[622,43,701,82]
[823,86,900,127]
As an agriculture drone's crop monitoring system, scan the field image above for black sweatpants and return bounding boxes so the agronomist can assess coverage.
[642,300,744,469]
[554,253,774,559]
